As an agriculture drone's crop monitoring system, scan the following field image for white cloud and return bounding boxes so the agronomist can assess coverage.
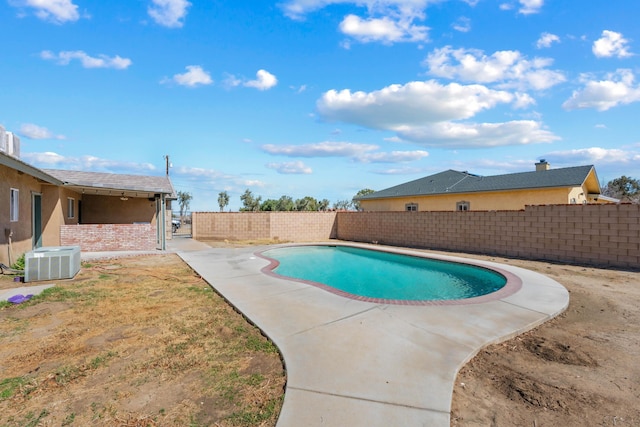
[543,147,640,165]
[40,50,132,69]
[452,17,471,33]
[262,141,379,158]
[166,65,213,87]
[244,69,278,90]
[396,120,559,147]
[357,150,429,163]
[513,92,536,109]
[266,161,313,174]
[317,80,515,128]
[222,73,243,89]
[317,79,559,148]
[280,0,430,45]
[174,166,267,189]
[424,46,565,90]
[148,0,191,28]
[22,152,156,173]
[14,0,79,24]
[19,123,65,140]
[562,69,640,111]
[592,30,633,58]
[373,166,426,175]
[536,32,559,49]
[262,141,428,164]
[280,0,430,21]
[339,14,428,44]
[518,0,543,14]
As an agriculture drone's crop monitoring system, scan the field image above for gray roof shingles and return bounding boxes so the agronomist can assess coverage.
[43,169,175,195]
[358,165,596,200]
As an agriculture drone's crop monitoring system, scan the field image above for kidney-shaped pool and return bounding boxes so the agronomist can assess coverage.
[259,245,521,305]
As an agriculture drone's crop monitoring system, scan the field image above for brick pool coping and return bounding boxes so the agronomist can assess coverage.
[256,242,523,306]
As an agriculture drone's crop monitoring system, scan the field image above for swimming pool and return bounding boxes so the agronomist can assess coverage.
[260,245,517,304]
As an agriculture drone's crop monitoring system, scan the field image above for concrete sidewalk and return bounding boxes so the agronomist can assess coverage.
[173,239,569,427]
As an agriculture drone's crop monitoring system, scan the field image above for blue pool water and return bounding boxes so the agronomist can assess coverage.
[261,245,506,301]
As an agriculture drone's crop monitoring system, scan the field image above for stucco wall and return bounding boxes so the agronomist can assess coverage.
[40,185,81,247]
[192,212,338,242]
[1,164,42,265]
[336,204,640,269]
[80,195,157,224]
[359,187,586,211]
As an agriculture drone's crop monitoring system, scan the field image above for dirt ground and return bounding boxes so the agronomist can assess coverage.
[447,253,640,427]
[1,246,639,427]
[0,253,285,427]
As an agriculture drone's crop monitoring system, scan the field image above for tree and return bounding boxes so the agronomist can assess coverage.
[276,195,295,211]
[177,191,192,218]
[217,191,230,212]
[352,188,375,211]
[240,189,262,212]
[333,199,352,210]
[295,196,318,211]
[318,198,330,211]
[602,176,640,203]
[260,199,278,211]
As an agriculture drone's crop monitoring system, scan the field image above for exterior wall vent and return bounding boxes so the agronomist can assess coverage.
[25,246,81,282]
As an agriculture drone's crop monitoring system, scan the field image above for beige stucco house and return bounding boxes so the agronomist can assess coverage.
[1,150,175,267]
[356,161,619,212]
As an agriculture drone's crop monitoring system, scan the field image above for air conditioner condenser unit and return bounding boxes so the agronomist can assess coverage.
[25,246,81,282]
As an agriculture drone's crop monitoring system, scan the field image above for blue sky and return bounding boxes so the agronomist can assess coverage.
[2,0,639,211]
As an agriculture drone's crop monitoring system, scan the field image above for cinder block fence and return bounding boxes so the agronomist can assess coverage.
[192,204,640,270]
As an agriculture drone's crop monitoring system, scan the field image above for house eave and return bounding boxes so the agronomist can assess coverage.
[360,185,585,201]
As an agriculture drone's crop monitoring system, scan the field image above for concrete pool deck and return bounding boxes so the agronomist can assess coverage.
[171,238,569,427]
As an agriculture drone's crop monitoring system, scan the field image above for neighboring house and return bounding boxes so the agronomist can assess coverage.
[356,161,619,212]
[1,144,175,267]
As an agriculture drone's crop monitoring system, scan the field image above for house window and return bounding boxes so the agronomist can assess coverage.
[67,198,75,219]
[405,203,418,211]
[456,201,470,211]
[10,188,19,221]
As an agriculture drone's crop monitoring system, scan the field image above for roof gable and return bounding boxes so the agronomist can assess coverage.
[358,165,598,200]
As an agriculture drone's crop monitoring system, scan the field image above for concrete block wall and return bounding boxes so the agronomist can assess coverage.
[192,212,338,242]
[335,204,640,269]
[61,224,156,252]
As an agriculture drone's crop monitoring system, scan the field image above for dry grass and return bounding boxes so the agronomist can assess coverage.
[0,254,285,427]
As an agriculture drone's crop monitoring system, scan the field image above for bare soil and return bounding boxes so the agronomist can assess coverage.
[447,254,640,427]
[0,254,285,427]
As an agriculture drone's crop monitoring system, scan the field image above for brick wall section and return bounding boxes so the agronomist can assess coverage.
[336,204,640,270]
[192,212,338,242]
[61,224,156,252]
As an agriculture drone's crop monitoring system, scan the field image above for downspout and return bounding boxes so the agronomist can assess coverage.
[161,194,166,251]
[5,228,13,266]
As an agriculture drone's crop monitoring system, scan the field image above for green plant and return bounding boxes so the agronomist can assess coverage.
[0,376,27,400]
[23,409,50,427]
[246,335,278,353]
[227,396,282,425]
[62,412,76,426]
[89,351,117,369]
[11,253,25,271]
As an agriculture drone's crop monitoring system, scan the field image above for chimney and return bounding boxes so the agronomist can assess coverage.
[535,159,550,171]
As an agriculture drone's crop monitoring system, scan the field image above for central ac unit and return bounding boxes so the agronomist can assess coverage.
[25,246,81,282]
